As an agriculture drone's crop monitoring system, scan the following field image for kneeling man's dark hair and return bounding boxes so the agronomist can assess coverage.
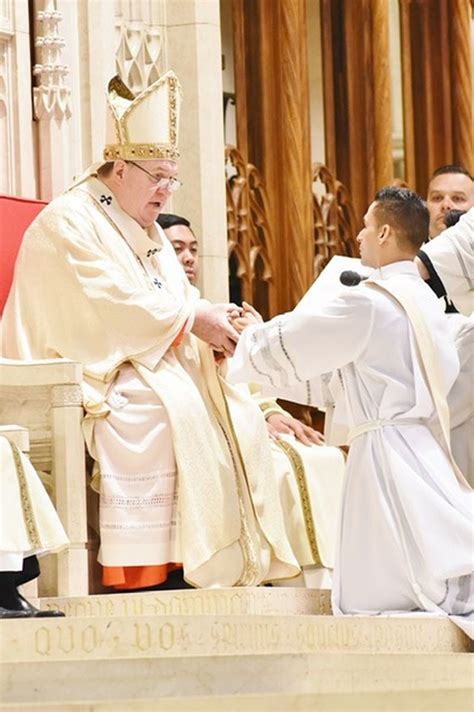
[374,186,429,252]
[157,213,191,230]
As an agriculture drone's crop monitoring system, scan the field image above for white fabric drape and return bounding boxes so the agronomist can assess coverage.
[421,207,474,316]
[442,314,473,485]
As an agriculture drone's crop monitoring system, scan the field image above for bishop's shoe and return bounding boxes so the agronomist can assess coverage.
[0,573,65,618]
[4,591,65,618]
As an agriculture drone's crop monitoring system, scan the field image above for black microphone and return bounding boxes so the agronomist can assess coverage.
[339,270,368,287]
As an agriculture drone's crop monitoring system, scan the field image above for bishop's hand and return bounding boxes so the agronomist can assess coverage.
[266,412,325,446]
[192,301,241,357]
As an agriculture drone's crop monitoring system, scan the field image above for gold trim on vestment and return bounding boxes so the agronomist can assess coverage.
[275,439,323,567]
[258,400,287,419]
[212,406,260,587]
[211,375,262,585]
[103,144,180,161]
[10,443,41,550]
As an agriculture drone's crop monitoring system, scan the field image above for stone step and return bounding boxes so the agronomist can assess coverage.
[2,690,473,712]
[0,615,470,665]
[38,586,332,618]
[1,652,472,710]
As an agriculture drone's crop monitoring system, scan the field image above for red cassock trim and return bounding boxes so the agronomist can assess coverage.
[102,563,182,589]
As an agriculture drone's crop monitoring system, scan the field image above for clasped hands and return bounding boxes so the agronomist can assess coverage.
[191,302,323,445]
[230,301,263,333]
[191,301,263,357]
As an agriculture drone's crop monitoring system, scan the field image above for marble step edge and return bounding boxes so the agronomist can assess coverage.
[1,653,473,710]
[0,614,471,663]
[2,688,474,712]
[38,587,332,618]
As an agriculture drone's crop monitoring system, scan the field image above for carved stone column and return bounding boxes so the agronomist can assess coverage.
[233,0,314,312]
[32,0,72,200]
[165,0,229,303]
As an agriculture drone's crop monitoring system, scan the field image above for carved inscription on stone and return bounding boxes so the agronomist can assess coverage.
[33,619,190,659]
[24,615,467,661]
[42,588,331,618]
[210,620,281,653]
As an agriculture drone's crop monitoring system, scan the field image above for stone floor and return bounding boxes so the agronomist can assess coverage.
[0,588,472,711]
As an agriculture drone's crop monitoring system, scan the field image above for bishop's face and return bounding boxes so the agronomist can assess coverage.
[357,202,383,268]
[117,159,179,227]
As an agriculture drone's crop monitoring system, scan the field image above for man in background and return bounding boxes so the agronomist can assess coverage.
[416,207,474,483]
[419,165,473,483]
[426,165,474,239]
[157,213,199,285]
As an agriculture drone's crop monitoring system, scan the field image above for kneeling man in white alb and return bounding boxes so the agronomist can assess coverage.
[227,187,473,637]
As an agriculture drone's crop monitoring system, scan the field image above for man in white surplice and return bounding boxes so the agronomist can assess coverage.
[417,205,473,317]
[3,72,299,590]
[416,207,474,483]
[227,187,473,633]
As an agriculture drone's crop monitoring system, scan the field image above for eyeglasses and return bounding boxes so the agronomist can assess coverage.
[126,161,182,192]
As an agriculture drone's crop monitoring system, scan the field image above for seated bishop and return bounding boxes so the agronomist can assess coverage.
[2,72,300,590]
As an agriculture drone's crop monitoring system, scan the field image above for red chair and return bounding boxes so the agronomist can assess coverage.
[0,194,88,597]
[0,194,48,314]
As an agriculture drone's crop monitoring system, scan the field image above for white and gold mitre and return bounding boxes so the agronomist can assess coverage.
[103,70,181,162]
